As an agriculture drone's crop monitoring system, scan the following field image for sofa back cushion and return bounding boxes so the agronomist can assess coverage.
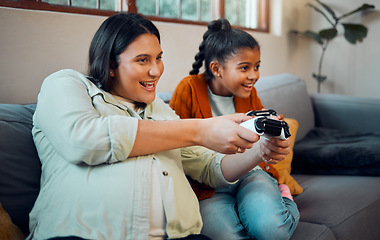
[0,104,40,236]
[255,73,315,142]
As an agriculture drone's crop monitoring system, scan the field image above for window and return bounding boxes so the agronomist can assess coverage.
[0,0,269,32]
[43,0,117,11]
[137,0,212,22]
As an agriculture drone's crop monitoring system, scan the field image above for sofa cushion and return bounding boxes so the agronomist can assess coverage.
[293,174,380,240]
[290,221,336,240]
[157,91,173,104]
[255,73,315,142]
[272,118,303,195]
[0,104,40,236]
[311,93,380,134]
[292,128,380,176]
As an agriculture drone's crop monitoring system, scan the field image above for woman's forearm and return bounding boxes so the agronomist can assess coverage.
[129,119,201,157]
[129,114,257,157]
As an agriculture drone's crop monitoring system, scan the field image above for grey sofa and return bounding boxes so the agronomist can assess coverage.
[255,73,380,240]
[0,73,379,239]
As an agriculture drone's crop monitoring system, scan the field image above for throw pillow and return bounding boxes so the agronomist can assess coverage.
[292,127,380,176]
[272,118,303,195]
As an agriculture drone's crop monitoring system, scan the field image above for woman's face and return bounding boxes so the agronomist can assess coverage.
[110,33,164,104]
[210,46,261,98]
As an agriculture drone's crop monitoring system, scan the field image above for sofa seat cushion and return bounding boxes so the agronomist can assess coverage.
[292,128,380,176]
[290,221,335,240]
[0,104,40,236]
[293,174,380,240]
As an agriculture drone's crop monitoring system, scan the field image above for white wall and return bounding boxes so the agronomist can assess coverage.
[0,8,105,104]
[293,0,380,97]
[0,0,379,104]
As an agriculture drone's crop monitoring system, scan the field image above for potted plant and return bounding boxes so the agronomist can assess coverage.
[291,0,375,93]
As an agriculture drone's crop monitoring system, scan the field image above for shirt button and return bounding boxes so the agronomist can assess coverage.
[162,171,169,176]
[265,165,270,171]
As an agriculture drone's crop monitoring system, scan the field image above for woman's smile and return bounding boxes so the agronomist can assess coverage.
[139,80,157,91]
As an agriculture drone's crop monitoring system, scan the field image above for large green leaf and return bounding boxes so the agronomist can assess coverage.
[339,4,375,20]
[342,24,368,44]
[316,0,338,21]
[319,28,337,40]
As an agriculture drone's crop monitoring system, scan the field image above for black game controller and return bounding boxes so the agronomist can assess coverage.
[240,109,291,140]
[246,109,278,117]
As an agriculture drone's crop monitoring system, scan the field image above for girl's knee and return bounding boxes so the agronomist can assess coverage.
[245,209,299,240]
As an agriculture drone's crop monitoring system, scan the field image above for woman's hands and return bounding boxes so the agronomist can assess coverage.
[198,114,259,154]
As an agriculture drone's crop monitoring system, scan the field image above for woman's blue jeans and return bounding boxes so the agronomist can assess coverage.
[199,169,300,240]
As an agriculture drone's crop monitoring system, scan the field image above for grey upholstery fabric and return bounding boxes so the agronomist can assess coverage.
[0,104,40,236]
[311,93,380,133]
[293,175,380,240]
[292,128,380,176]
[291,222,336,240]
[255,73,315,142]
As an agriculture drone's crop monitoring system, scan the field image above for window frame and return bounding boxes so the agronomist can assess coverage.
[0,0,270,33]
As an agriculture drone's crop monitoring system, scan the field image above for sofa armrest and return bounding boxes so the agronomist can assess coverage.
[311,93,380,133]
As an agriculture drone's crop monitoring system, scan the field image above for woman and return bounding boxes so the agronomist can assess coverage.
[28,13,290,240]
[170,18,299,240]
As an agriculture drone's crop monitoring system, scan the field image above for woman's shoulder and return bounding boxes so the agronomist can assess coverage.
[42,69,87,86]
[46,69,86,79]
[41,69,98,91]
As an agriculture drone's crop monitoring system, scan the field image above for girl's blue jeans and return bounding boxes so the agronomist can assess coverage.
[199,169,300,240]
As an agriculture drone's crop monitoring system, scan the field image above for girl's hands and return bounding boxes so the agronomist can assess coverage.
[259,137,290,164]
[220,134,291,182]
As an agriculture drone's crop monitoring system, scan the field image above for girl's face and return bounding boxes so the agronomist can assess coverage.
[110,33,164,104]
[210,47,261,98]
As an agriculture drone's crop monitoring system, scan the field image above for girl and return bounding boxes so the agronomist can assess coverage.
[170,18,300,240]
[28,13,289,240]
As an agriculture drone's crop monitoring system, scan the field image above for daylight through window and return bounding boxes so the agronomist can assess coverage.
[2,0,269,32]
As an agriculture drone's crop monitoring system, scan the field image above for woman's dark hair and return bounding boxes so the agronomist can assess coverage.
[190,18,260,82]
[88,13,160,91]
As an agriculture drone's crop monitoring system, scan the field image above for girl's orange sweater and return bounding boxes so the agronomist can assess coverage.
[169,74,279,200]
